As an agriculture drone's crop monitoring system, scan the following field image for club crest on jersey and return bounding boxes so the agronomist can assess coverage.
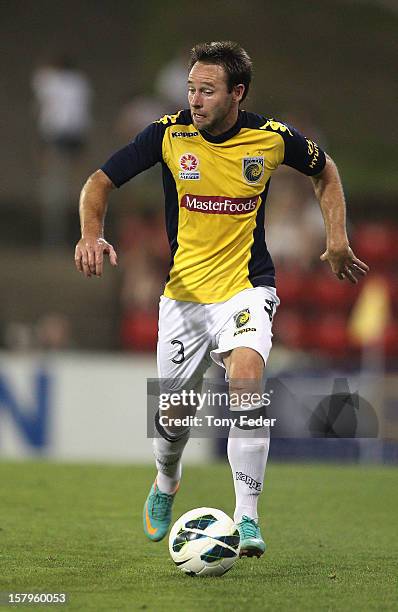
[234,308,251,328]
[179,153,200,180]
[242,156,264,184]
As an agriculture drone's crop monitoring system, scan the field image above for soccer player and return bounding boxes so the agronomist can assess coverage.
[75,41,369,557]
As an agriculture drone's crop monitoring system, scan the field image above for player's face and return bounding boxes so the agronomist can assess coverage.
[188,62,244,135]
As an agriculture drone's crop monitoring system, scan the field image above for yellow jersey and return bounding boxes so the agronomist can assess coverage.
[101,109,326,304]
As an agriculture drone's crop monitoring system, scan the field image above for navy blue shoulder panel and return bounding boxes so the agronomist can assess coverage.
[101,110,192,188]
[242,113,326,176]
[279,122,326,176]
[101,122,165,188]
[240,110,266,130]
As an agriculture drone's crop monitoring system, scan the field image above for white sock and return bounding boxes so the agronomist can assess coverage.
[227,421,270,523]
[153,430,189,494]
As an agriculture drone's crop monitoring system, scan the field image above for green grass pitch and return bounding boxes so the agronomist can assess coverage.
[0,461,397,611]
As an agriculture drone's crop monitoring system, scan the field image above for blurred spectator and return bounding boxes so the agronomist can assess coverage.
[32,55,93,248]
[115,49,187,143]
[154,50,188,109]
[3,314,73,352]
[35,313,72,351]
[115,94,166,141]
[3,323,34,352]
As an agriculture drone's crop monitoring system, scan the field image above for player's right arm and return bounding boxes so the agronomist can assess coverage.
[75,117,169,277]
[75,169,118,278]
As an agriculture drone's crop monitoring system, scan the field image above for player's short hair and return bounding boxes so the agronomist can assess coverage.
[189,41,252,101]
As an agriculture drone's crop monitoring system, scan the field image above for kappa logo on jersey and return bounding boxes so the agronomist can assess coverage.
[179,153,200,180]
[181,195,257,215]
[242,157,265,184]
[260,119,293,136]
[155,111,182,125]
[172,131,199,138]
[234,308,251,328]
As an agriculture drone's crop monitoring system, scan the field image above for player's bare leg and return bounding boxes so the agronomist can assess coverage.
[224,347,268,558]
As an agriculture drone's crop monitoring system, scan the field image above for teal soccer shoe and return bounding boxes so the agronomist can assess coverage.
[143,481,177,542]
[237,515,266,557]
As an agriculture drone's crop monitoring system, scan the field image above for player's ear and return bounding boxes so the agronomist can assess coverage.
[232,84,245,103]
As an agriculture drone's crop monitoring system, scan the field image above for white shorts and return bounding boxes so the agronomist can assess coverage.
[157,286,279,390]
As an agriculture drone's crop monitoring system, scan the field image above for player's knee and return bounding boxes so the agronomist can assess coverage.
[228,357,263,404]
[228,347,264,381]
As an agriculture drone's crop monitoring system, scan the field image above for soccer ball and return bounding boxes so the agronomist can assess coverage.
[169,507,240,576]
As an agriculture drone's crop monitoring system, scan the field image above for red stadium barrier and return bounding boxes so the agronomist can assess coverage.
[352,223,397,270]
[121,310,158,351]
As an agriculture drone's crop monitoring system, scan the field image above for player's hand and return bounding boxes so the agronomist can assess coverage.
[75,236,118,278]
[320,244,369,284]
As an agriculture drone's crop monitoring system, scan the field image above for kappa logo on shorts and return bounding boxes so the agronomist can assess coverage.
[242,156,264,184]
[234,308,251,329]
[264,299,276,323]
[233,327,256,337]
[179,153,200,180]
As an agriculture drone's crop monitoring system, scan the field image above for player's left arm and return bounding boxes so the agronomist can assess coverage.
[311,154,369,283]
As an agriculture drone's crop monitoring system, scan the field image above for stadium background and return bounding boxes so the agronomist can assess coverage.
[0,1,397,610]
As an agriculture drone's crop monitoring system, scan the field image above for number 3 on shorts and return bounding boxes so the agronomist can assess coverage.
[171,339,185,364]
